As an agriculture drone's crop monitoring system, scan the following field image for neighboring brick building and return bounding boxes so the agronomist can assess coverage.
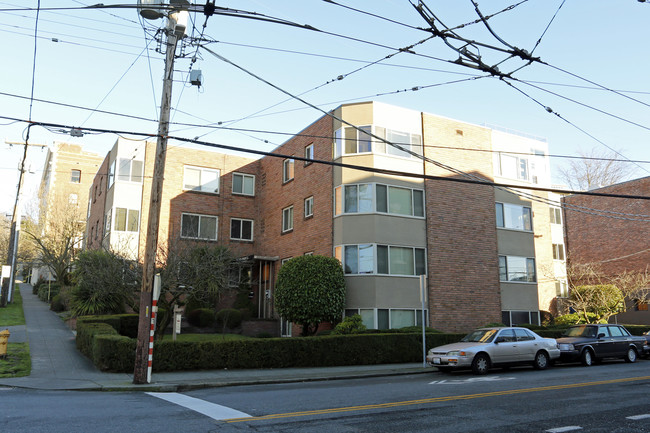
[563,176,650,324]
[86,101,568,334]
[31,142,103,283]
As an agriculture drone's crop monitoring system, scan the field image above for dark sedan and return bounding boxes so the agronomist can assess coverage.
[556,324,646,366]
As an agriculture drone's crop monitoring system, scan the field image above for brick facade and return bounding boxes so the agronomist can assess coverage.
[563,177,650,275]
[422,114,502,331]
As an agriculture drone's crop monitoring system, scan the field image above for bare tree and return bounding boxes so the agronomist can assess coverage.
[613,268,650,310]
[154,240,235,339]
[25,200,86,284]
[558,148,636,190]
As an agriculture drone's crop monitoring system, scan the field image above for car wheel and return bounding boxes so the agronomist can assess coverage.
[533,351,549,370]
[624,347,638,363]
[471,353,490,375]
[581,349,594,367]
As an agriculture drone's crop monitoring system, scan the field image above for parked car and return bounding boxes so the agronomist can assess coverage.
[426,327,561,375]
[642,330,650,358]
[556,324,646,366]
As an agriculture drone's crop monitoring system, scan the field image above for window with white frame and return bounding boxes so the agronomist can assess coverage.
[495,202,532,231]
[282,206,293,233]
[117,158,144,183]
[552,243,565,260]
[345,308,426,330]
[232,173,254,196]
[108,160,116,188]
[104,211,111,235]
[183,166,220,193]
[69,193,78,205]
[334,125,422,159]
[230,218,253,241]
[283,159,294,183]
[304,144,314,165]
[181,213,217,240]
[70,169,81,183]
[555,281,568,298]
[334,183,424,217]
[496,153,529,182]
[334,244,426,276]
[114,208,139,232]
[304,196,314,218]
[499,255,536,282]
[549,206,562,224]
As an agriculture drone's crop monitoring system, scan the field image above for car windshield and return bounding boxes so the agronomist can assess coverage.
[562,326,597,338]
[461,329,498,343]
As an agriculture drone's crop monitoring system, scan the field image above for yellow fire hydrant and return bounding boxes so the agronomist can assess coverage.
[0,329,9,359]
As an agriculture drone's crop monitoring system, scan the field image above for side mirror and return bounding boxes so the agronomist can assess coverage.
[495,337,505,344]
[597,333,606,339]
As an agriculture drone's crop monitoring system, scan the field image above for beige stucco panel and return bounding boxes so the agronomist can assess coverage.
[345,276,422,309]
[333,214,426,246]
[500,283,540,310]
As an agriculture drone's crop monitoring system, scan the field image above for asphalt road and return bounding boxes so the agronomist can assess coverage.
[2,359,650,433]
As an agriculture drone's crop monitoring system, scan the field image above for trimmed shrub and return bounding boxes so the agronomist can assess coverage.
[216,308,243,329]
[333,314,366,335]
[50,294,66,312]
[555,312,603,325]
[187,308,216,328]
[37,283,60,303]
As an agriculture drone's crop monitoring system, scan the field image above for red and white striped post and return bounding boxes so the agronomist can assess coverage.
[147,274,162,384]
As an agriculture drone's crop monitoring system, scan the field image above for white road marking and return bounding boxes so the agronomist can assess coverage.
[627,414,650,420]
[429,376,516,385]
[147,392,252,420]
[546,427,583,433]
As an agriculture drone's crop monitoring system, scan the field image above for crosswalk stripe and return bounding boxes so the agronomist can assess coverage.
[546,427,583,433]
[147,392,252,420]
[627,414,650,420]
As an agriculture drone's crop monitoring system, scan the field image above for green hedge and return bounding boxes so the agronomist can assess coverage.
[76,314,466,373]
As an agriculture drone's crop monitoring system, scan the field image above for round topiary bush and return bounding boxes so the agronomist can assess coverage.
[215,308,243,329]
[50,294,66,312]
[186,308,216,328]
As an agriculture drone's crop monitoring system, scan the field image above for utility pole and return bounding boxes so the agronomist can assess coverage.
[1,140,46,307]
[133,4,188,384]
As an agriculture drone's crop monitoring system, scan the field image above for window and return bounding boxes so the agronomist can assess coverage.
[114,208,140,232]
[181,213,217,240]
[502,310,540,326]
[304,144,314,165]
[495,203,532,231]
[70,169,81,183]
[556,281,568,298]
[108,160,116,188]
[552,243,565,260]
[549,206,562,225]
[116,158,143,183]
[69,193,78,205]
[232,173,254,196]
[345,308,427,330]
[334,183,424,217]
[283,159,294,183]
[304,196,313,218]
[104,211,111,234]
[499,256,536,282]
[335,244,426,276]
[334,125,422,159]
[183,166,219,193]
[496,153,529,181]
[282,206,293,233]
[230,218,253,241]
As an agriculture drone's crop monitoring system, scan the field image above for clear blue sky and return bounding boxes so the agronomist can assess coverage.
[1,0,649,214]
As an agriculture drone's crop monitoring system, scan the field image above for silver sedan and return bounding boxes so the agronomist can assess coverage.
[426,327,561,375]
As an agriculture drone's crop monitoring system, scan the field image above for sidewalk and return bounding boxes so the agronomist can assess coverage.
[0,284,429,392]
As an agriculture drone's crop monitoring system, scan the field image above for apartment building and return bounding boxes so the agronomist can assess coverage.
[86,102,567,333]
[563,176,650,324]
[31,142,103,283]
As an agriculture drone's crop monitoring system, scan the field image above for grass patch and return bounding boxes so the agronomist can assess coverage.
[0,288,25,326]
[0,343,31,378]
[168,333,252,343]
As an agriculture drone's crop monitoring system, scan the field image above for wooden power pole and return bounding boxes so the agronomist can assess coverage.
[132,9,186,384]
